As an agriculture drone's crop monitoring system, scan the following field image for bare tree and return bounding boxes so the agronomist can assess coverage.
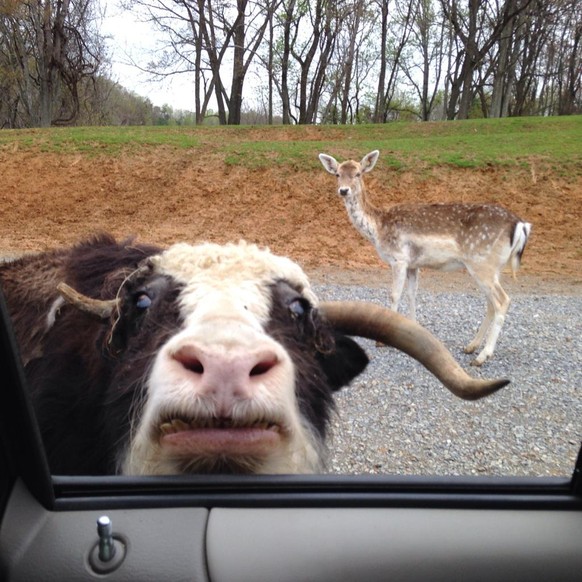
[127,0,275,124]
[399,0,447,120]
[265,0,279,123]
[337,0,363,123]
[0,0,104,127]
[503,0,580,117]
[274,0,296,124]
[555,0,582,115]
[295,0,344,124]
[268,0,347,124]
[319,0,377,124]
[223,0,273,124]
[489,6,519,117]
[509,0,552,115]
[439,0,533,119]
[373,0,417,122]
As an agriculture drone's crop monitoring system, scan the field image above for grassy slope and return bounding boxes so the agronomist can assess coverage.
[1,116,581,174]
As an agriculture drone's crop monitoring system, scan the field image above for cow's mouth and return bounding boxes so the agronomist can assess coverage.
[156,415,285,459]
[159,417,282,434]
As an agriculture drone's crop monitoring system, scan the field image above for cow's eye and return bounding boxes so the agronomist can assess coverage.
[134,292,152,310]
[288,298,308,319]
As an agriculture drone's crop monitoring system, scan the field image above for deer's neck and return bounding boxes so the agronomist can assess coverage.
[344,189,380,245]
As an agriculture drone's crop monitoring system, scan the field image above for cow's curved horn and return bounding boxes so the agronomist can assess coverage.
[319,301,509,400]
[57,283,118,319]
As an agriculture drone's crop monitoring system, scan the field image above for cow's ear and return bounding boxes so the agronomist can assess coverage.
[319,335,369,392]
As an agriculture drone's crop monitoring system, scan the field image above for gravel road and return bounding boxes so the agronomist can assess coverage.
[312,281,582,478]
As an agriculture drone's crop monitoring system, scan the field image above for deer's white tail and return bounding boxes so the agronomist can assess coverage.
[510,221,532,278]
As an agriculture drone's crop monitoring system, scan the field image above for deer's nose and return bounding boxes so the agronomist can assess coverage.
[338,187,350,196]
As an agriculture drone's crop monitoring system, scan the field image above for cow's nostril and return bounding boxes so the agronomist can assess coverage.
[186,359,204,374]
[173,347,204,374]
[250,358,277,377]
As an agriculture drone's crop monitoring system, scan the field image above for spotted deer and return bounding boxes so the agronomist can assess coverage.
[319,150,532,366]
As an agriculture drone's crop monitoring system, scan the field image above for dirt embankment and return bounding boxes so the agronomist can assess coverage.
[1,147,580,294]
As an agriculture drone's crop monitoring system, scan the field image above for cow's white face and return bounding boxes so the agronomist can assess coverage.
[120,241,326,475]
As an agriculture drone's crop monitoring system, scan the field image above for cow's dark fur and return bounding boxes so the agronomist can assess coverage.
[0,234,368,475]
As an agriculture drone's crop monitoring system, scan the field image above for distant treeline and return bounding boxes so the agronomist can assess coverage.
[1,0,580,128]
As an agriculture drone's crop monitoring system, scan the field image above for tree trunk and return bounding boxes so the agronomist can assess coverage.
[228,1,247,125]
[373,0,389,123]
[340,4,361,124]
[490,2,524,118]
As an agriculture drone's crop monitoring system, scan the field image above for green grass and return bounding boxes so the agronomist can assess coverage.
[0,126,204,152]
[1,116,580,173]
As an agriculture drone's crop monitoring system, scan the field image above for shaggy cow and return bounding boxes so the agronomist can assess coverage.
[0,234,508,475]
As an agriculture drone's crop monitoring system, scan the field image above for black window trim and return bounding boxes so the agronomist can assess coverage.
[50,472,582,513]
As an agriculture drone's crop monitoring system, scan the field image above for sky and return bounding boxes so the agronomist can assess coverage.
[100,2,197,110]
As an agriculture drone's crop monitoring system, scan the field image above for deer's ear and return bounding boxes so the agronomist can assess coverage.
[361,150,379,173]
[318,153,338,175]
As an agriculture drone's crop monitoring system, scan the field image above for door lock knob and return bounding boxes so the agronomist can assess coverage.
[88,515,126,574]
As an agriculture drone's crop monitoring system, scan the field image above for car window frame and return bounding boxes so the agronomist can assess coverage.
[1,286,581,515]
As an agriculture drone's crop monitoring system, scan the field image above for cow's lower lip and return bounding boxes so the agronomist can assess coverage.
[160,427,282,456]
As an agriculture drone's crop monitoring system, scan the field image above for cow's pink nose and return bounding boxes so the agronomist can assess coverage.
[172,344,279,401]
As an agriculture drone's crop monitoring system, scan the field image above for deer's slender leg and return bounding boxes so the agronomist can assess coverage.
[390,262,408,315]
[465,267,511,366]
[465,301,494,355]
[406,267,419,321]
[473,282,510,366]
